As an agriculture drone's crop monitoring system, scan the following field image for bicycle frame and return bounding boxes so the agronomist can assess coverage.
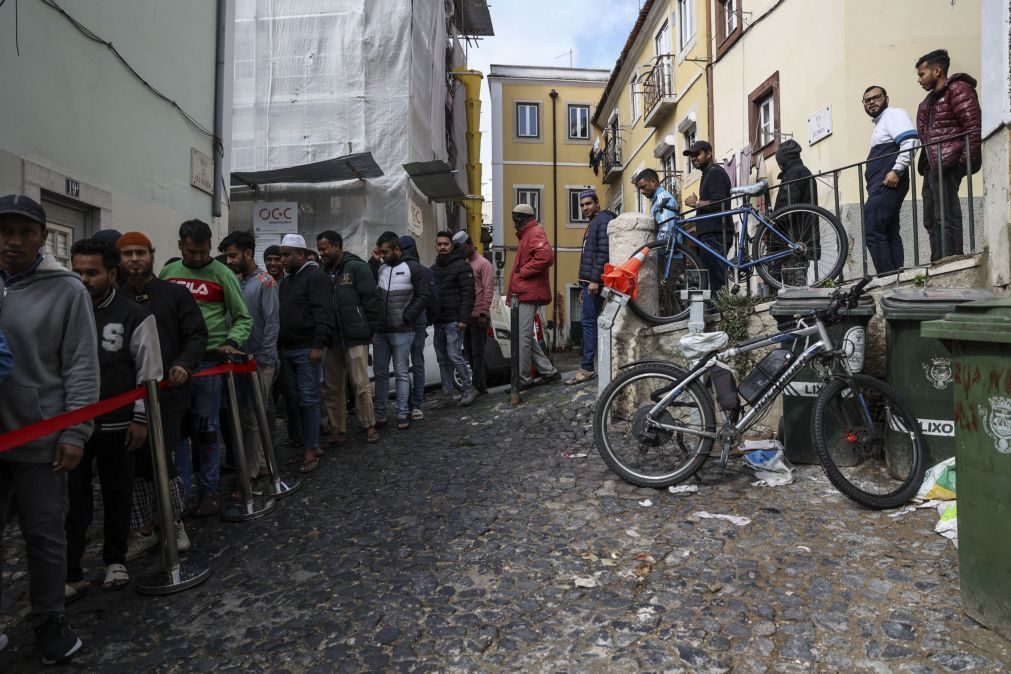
[645,316,869,440]
[656,206,798,279]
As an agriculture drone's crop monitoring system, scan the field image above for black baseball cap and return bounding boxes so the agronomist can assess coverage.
[682,140,713,156]
[0,194,46,227]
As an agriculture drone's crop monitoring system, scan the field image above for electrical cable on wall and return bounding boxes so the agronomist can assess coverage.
[35,0,220,152]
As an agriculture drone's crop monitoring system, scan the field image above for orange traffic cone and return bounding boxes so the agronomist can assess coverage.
[602,246,650,298]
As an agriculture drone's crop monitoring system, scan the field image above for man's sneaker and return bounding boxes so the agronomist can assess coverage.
[175,520,191,553]
[539,371,562,386]
[34,615,82,665]
[0,632,8,652]
[410,408,424,420]
[194,494,219,518]
[458,387,478,407]
[125,530,159,561]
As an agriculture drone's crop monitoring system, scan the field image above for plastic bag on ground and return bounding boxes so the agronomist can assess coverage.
[742,439,795,486]
[935,502,958,548]
[914,457,956,502]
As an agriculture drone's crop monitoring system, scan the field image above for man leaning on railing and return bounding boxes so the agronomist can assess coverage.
[915,48,982,262]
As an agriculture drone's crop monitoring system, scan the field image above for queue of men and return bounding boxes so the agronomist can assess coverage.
[0,196,505,664]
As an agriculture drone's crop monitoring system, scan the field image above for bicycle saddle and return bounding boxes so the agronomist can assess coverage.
[730,179,768,196]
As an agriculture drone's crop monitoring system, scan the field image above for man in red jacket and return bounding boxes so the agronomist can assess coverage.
[507,204,560,388]
[915,48,981,261]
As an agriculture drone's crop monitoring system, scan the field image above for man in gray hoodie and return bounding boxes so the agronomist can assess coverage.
[0,194,99,664]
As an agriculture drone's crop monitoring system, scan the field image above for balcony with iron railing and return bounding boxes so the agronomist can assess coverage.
[602,129,623,184]
[642,55,676,128]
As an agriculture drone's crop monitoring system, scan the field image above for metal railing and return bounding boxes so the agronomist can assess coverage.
[756,131,981,279]
[642,55,675,116]
[603,129,622,176]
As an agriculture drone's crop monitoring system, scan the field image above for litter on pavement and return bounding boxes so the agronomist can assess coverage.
[743,440,795,487]
[687,511,752,526]
[668,484,699,495]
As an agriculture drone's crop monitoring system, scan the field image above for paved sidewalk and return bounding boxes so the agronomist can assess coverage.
[1,381,1009,671]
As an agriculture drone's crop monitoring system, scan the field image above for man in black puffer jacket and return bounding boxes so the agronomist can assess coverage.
[432,230,477,406]
[569,190,615,385]
[317,230,382,445]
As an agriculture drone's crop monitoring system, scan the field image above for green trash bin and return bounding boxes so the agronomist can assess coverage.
[921,297,1011,641]
[770,288,876,465]
[882,289,994,473]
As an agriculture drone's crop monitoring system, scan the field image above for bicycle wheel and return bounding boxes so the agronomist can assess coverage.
[593,363,715,488]
[753,204,848,289]
[811,374,927,509]
[627,243,709,325]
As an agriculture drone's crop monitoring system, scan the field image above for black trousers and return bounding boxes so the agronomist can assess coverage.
[922,164,966,261]
[464,316,488,392]
[864,182,908,275]
[66,429,135,582]
[274,360,304,447]
[697,232,730,291]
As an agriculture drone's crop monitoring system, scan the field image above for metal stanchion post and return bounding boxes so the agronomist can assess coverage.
[249,367,301,499]
[682,287,711,334]
[220,368,277,522]
[135,381,211,595]
[596,287,628,397]
[510,295,521,405]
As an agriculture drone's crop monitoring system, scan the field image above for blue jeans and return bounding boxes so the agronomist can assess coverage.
[283,348,323,451]
[410,322,427,411]
[580,284,604,372]
[434,323,472,392]
[373,331,414,420]
[177,362,223,498]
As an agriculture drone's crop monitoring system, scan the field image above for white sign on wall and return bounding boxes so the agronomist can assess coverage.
[191,147,214,195]
[408,200,424,236]
[807,105,832,146]
[253,201,298,266]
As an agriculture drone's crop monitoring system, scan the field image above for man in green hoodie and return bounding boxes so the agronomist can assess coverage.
[160,219,252,517]
[0,194,98,664]
[317,231,382,444]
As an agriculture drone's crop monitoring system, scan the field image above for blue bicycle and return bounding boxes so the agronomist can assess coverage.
[628,180,849,324]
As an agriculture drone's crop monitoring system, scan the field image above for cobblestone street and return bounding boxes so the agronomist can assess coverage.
[2,378,1010,672]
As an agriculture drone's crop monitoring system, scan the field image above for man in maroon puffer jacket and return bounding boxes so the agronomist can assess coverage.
[915,48,981,261]
[507,203,560,388]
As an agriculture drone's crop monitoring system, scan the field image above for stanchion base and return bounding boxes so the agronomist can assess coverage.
[266,476,303,499]
[220,496,278,522]
[135,559,211,596]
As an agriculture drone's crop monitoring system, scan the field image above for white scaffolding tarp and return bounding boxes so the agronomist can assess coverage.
[231,0,450,256]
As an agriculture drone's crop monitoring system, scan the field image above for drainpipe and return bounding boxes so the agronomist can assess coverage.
[212,0,227,219]
[451,68,485,250]
[550,89,559,351]
[704,0,715,148]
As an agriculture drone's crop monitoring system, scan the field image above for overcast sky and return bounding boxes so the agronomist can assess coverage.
[464,0,642,201]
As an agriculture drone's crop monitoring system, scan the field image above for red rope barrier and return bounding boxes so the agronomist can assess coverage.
[0,360,258,454]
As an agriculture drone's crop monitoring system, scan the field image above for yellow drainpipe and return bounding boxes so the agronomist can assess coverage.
[451,67,485,250]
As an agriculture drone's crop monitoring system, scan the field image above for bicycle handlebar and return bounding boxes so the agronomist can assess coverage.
[808,277,872,324]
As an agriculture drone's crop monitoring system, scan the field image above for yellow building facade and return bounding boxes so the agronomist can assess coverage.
[592,0,713,217]
[709,0,982,276]
[488,65,609,345]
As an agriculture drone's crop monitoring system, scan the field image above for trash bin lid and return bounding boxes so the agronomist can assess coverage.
[921,297,1011,344]
[769,287,876,317]
[882,288,995,321]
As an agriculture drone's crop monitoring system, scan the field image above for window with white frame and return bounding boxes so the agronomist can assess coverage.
[724,0,738,36]
[568,105,590,140]
[630,73,641,121]
[611,193,623,214]
[45,224,73,270]
[516,102,540,138]
[757,94,775,147]
[515,188,541,219]
[662,151,677,181]
[655,20,671,56]
[678,0,695,49]
[569,188,592,222]
[683,125,697,174]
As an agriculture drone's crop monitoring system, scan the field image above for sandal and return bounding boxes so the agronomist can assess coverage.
[397,418,410,431]
[565,369,597,385]
[299,456,320,473]
[65,581,89,604]
[366,427,380,444]
[102,563,129,592]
